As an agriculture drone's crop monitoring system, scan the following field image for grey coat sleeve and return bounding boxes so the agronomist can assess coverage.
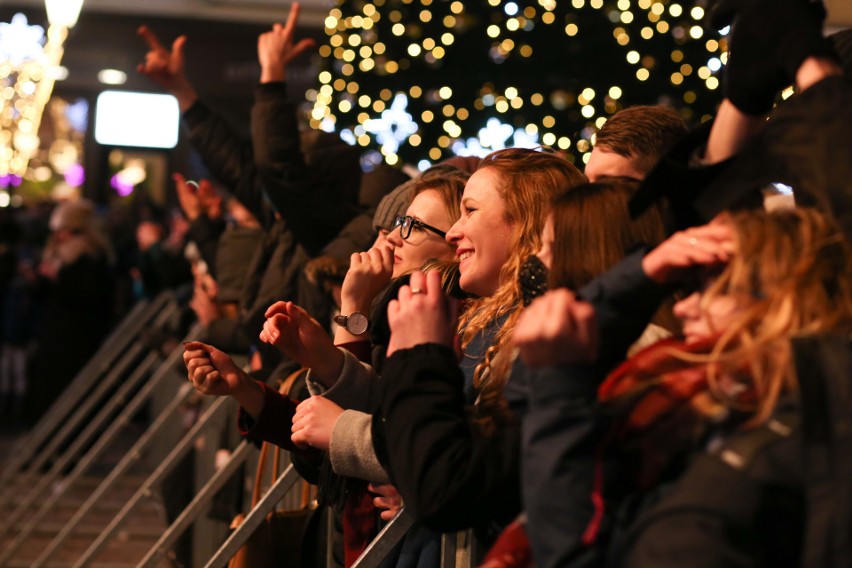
[329,410,390,483]
[306,347,382,412]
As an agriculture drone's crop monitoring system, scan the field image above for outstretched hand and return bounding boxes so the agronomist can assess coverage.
[137,25,197,110]
[183,341,248,397]
[386,270,458,357]
[258,2,317,83]
[260,301,344,385]
[513,289,598,368]
[641,217,735,285]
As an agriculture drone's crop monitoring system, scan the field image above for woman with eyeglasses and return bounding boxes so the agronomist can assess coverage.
[183,165,470,567]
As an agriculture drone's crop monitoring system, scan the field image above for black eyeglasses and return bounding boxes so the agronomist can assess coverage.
[391,215,447,240]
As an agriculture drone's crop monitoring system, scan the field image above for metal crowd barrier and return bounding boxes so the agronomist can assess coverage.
[0,297,179,542]
[0,294,192,566]
[0,292,171,508]
[1,288,480,568]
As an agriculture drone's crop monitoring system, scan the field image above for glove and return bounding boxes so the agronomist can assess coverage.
[710,0,837,115]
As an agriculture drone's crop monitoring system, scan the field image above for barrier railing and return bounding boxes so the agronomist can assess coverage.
[0,292,171,507]
[0,290,481,568]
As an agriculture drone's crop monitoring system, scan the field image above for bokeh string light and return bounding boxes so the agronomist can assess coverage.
[310,0,726,169]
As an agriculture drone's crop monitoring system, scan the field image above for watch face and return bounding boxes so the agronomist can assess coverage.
[347,312,369,335]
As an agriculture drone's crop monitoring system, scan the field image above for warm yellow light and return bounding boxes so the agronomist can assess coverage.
[608,86,622,99]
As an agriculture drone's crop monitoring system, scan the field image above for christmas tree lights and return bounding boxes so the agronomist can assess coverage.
[310,0,726,169]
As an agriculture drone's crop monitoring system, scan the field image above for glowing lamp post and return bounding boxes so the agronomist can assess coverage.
[0,0,83,178]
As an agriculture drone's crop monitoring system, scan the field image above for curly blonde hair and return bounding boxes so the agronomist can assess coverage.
[671,208,852,426]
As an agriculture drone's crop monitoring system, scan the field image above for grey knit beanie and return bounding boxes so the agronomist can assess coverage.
[372,179,414,232]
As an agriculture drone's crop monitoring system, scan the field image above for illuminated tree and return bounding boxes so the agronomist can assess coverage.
[310,0,726,169]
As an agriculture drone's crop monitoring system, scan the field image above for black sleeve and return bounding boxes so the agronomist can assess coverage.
[578,248,673,367]
[372,343,522,532]
[182,100,276,229]
[251,83,361,254]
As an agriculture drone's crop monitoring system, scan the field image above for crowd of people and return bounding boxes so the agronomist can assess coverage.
[9,0,852,565]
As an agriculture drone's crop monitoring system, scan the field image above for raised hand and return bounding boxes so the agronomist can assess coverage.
[183,341,248,397]
[512,289,598,368]
[290,396,343,450]
[137,25,197,111]
[386,270,457,357]
[260,301,344,385]
[641,217,735,285]
[183,341,265,417]
[257,2,317,83]
[173,173,202,221]
[340,247,394,312]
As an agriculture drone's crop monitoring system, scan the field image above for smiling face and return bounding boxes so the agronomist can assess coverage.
[446,167,515,297]
[386,188,456,278]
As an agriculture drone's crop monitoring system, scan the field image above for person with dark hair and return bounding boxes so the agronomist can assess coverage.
[585,105,688,183]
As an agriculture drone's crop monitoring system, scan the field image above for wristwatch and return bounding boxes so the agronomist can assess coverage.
[334,311,370,335]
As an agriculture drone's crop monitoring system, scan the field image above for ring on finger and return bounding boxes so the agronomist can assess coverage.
[410,287,425,295]
[688,236,698,247]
